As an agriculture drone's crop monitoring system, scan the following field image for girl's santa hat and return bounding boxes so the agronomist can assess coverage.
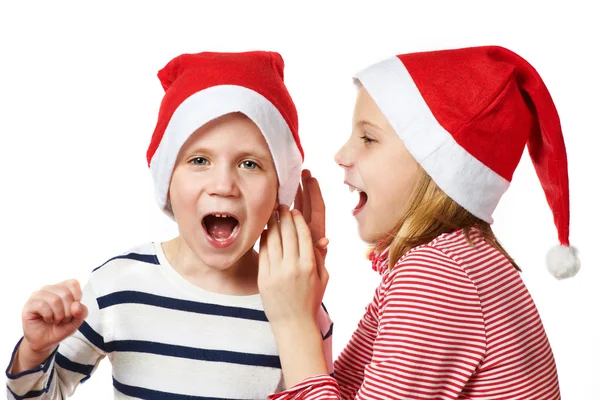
[146,51,303,218]
[354,45,579,279]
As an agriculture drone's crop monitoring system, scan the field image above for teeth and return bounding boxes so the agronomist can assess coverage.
[212,214,230,218]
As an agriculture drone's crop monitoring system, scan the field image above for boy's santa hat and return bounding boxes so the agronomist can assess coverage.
[354,45,579,279]
[146,51,303,218]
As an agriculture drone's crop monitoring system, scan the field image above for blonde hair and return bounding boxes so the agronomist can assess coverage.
[372,166,520,272]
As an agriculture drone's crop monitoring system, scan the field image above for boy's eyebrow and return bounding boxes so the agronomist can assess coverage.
[236,150,272,160]
[180,146,211,157]
[183,147,272,160]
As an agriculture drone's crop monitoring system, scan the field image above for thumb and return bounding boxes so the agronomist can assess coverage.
[50,302,89,343]
[70,302,88,329]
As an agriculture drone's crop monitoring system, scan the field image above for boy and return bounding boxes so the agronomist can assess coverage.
[6,51,333,399]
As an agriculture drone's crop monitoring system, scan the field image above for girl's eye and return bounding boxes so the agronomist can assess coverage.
[191,157,209,166]
[240,160,259,169]
[360,135,375,144]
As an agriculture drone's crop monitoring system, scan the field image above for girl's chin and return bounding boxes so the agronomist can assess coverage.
[357,226,386,245]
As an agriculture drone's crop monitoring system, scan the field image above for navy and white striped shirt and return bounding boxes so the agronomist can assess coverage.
[6,242,334,399]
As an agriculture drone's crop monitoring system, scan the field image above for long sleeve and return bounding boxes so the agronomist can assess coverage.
[332,290,380,398]
[269,246,487,400]
[317,304,335,377]
[6,281,106,399]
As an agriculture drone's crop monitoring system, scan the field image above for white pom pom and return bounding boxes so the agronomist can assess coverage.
[546,245,580,279]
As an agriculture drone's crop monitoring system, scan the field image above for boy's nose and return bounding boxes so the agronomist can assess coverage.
[208,167,240,197]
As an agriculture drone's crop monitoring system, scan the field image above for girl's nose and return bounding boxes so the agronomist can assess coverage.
[334,140,353,169]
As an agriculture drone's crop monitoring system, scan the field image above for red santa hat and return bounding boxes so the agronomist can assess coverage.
[146,51,303,218]
[354,45,580,279]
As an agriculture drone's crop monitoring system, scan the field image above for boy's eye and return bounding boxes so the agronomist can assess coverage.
[240,160,259,169]
[191,157,209,166]
[360,135,375,144]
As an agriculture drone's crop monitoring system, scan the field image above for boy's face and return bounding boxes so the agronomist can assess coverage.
[169,112,278,270]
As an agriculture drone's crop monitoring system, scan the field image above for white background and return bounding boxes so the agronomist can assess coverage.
[1,1,598,398]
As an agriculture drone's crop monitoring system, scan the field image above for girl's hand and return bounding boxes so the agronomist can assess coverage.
[258,205,330,387]
[258,205,329,327]
[293,170,328,259]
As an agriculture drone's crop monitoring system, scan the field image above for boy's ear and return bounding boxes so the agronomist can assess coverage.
[165,191,173,214]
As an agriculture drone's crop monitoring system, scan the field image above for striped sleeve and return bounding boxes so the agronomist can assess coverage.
[6,280,106,399]
[269,246,488,400]
[317,303,335,376]
[333,289,381,398]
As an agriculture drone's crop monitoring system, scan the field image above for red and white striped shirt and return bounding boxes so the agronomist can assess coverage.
[270,229,560,400]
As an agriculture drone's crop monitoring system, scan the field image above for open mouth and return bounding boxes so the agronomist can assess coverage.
[202,213,240,247]
[348,185,368,216]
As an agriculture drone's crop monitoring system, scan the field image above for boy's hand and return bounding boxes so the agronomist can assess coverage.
[293,169,328,259]
[13,279,88,373]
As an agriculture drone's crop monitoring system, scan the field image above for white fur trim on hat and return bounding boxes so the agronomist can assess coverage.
[150,84,302,219]
[354,57,510,224]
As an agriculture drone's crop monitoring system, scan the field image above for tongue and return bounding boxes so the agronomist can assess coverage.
[355,191,368,210]
[204,216,238,240]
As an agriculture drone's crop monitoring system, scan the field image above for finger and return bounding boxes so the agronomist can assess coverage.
[291,209,316,272]
[23,298,55,324]
[36,292,66,324]
[314,244,329,287]
[44,285,75,322]
[293,184,304,213]
[258,230,270,282]
[50,302,89,344]
[52,304,88,342]
[307,176,326,239]
[315,237,329,259]
[70,302,88,329]
[60,279,83,302]
[266,211,283,268]
[302,170,312,224]
[279,205,299,263]
[315,237,329,250]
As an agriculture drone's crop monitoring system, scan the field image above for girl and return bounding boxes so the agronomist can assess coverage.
[258,46,580,399]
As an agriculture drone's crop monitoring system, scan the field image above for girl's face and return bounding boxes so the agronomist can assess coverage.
[335,87,421,243]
